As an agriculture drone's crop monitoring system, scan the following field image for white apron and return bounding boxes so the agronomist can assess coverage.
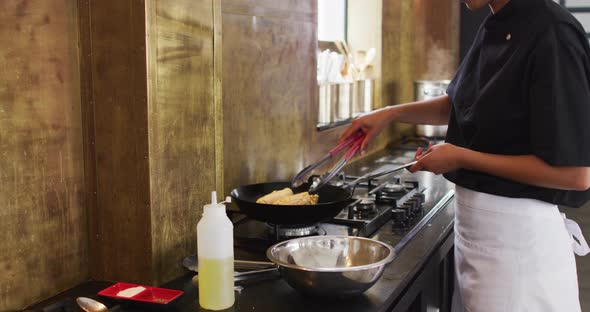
[452,185,590,312]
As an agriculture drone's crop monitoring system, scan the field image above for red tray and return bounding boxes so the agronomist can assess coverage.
[98,282,183,304]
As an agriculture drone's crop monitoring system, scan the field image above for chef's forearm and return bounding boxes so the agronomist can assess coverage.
[387,95,451,125]
[459,149,590,191]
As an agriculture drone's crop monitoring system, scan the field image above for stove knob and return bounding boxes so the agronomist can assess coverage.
[404,199,417,216]
[415,193,425,206]
[372,189,379,201]
[414,198,424,212]
[391,208,407,228]
[399,202,411,213]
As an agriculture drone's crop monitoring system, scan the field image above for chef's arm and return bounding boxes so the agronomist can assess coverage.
[339,95,451,152]
[459,150,590,191]
[387,94,451,125]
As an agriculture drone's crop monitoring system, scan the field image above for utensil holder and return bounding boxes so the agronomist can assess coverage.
[353,79,373,117]
[318,79,374,128]
[318,84,337,124]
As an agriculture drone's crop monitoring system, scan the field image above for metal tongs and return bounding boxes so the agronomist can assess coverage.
[291,131,366,189]
[311,159,419,196]
[291,131,366,193]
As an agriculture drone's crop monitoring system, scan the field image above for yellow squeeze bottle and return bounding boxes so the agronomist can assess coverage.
[197,192,234,310]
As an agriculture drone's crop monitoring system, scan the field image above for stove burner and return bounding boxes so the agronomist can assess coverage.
[266,223,324,239]
[357,197,376,211]
[383,182,405,194]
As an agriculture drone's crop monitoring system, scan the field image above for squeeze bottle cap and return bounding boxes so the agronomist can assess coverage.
[204,191,232,214]
[211,191,218,205]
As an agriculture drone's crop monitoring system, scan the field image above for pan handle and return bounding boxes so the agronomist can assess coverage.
[348,161,418,191]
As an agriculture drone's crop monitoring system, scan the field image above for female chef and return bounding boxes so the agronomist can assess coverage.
[340,0,590,310]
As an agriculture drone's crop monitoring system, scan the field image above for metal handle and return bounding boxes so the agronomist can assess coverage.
[348,161,417,191]
[328,131,364,156]
[235,266,278,278]
[234,268,281,283]
[234,259,275,269]
[291,131,365,188]
[308,138,363,194]
[183,255,275,272]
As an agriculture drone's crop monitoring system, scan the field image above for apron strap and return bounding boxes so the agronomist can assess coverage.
[562,213,590,256]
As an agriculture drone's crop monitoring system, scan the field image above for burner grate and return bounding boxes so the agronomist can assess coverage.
[265,223,326,241]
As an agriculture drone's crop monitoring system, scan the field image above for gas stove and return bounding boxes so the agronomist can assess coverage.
[327,172,424,237]
[233,149,455,256]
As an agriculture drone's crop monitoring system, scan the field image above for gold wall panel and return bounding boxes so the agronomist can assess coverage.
[222,0,316,22]
[146,0,217,284]
[382,0,459,139]
[0,0,87,309]
[81,0,218,285]
[221,0,317,190]
[383,0,416,107]
[412,0,460,80]
[82,0,153,284]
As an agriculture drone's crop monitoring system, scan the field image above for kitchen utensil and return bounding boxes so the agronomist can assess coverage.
[182,255,277,281]
[353,79,374,115]
[266,236,395,296]
[232,182,352,225]
[336,82,353,121]
[333,41,349,77]
[347,161,417,191]
[98,283,183,305]
[309,132,416,194]
[291,130,364,188]
[183,254,274,271]
[231,160,417,225]
[76,297,109,312]
[339,41,361,79]
[318,84,336,124]
[308,137,363,193]
[358,48,376,74]
[334,41,347,57]
[414,80,451,137]
[189,236,395,296]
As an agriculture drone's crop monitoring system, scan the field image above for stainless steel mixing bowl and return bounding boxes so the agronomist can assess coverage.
[266,235,396,296]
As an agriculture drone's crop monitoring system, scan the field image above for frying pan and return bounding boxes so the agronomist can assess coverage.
[230,160,417,225]
[231,182,352,225]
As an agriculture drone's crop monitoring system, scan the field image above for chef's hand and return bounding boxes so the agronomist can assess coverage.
[338,108,394,154]
[409,143,466,175]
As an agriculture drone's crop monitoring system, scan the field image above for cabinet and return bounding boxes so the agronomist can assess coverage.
[389,231,455,312]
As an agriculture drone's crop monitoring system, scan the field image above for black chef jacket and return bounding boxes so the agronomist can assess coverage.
[445,0,590,207]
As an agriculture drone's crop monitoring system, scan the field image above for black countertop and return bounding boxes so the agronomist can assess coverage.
[27,148,456,312]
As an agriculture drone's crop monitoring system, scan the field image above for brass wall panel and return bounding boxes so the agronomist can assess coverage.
[0,0,87,310]
[412,0,460,80]
[382,0,459,139]
[221,0,317,190]
[383,0,416,106]
[222,0,316,23]
[214,0,225,195]
[84,0,153,284]
[381,0,416,141]
[146,0,217,284]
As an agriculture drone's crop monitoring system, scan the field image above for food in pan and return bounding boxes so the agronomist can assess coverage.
[256,188,294,204]
[256,188,319,205]
[273,192,319,205]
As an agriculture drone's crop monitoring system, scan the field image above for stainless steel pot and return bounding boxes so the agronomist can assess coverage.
[414,80,450,138]
[266,235,395,296]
